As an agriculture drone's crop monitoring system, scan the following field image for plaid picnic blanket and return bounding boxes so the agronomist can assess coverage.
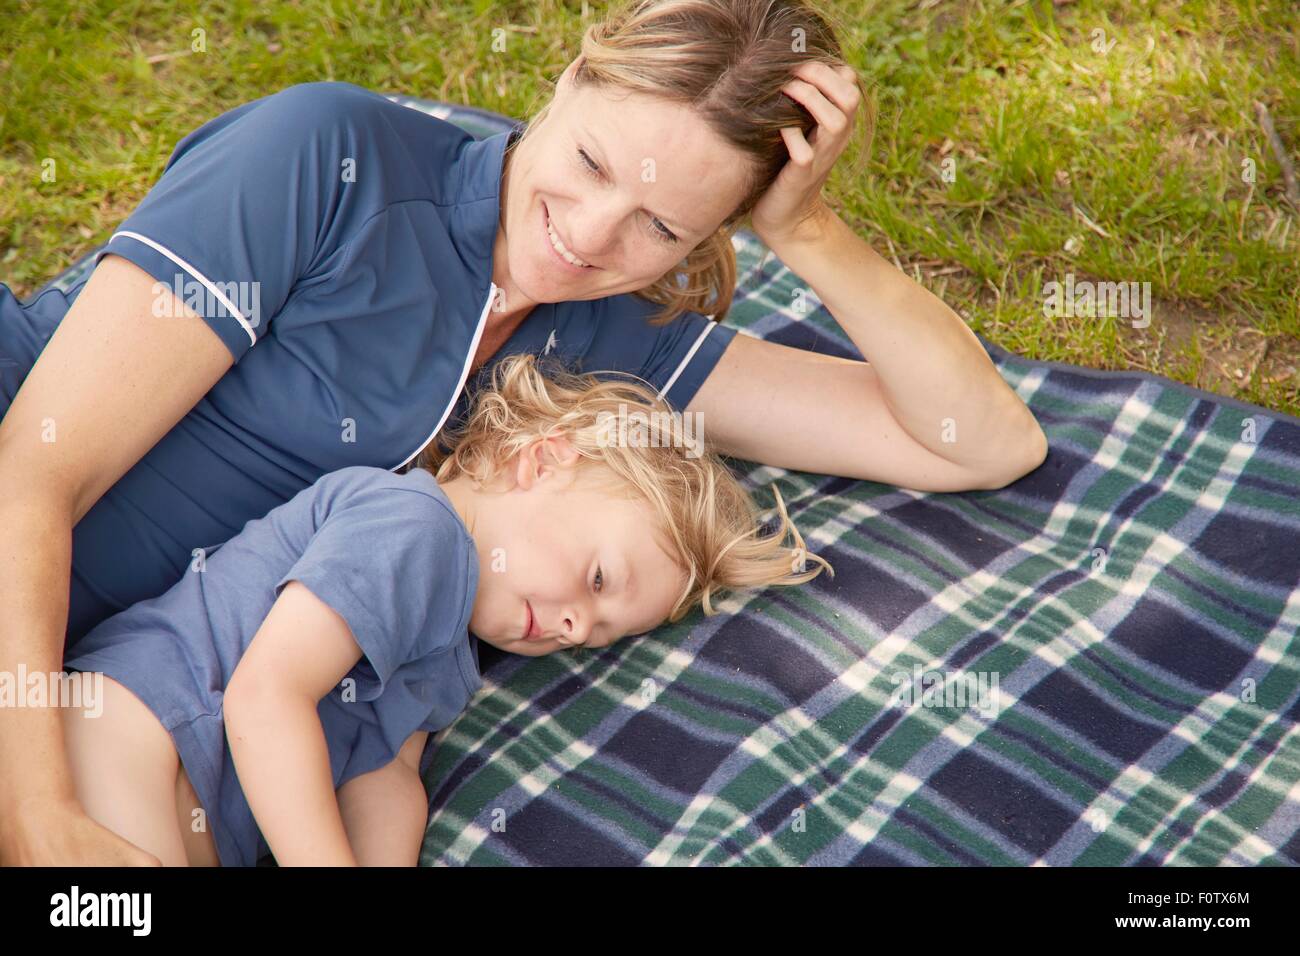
[408,107,1300,868]
[38,96,1300,867]
[416,226,1300,868]
[420,228,1300,865]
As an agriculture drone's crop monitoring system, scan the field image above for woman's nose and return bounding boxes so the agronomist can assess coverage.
[568,203,620,258]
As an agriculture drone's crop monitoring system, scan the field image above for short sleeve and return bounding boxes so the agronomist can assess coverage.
[587,296,739,412]
[641,311,738,411]
[272,479,472,703]
[93,82,388,363]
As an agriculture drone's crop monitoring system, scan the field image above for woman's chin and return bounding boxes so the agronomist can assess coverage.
[519,247,614,297]
[525,261,589,296]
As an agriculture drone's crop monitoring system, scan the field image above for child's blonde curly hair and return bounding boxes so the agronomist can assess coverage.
[414,352,833,625]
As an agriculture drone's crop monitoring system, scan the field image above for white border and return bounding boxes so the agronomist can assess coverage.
[392,281,496,473]
[103,231,257,347]
[656,321,716,404]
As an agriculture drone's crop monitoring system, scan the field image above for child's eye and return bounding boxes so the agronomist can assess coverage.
[593,566,603,593]
[575,148,680,245]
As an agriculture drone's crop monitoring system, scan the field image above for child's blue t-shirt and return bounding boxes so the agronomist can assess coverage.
[62,465,480,867]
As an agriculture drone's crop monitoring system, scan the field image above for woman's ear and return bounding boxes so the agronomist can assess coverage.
[556,55,584,95]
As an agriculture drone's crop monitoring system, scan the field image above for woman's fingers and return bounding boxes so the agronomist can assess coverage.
[786,62,858,131]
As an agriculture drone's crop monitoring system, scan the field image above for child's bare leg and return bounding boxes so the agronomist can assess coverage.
[176,762,221,866]
[61,673,191,866]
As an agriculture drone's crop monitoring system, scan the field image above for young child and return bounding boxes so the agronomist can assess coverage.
[60,352,833,866]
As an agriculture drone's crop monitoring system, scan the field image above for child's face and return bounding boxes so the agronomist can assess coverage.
[441,436,690,657]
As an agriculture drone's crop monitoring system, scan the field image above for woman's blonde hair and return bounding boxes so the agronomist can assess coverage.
[416,352,833,626]
[506,0,874,327]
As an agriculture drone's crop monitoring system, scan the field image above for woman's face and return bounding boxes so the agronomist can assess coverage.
[497,60,755,305]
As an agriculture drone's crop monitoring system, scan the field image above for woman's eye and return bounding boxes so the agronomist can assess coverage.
[594,566,603,593]
[577,147,600,177]
[649,219,679,244]
[575,148,679,245]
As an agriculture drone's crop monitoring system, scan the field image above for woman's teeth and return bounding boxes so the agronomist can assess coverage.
[546,210,592,268]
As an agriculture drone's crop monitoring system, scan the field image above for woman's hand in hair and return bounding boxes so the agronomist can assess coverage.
[750,61,862,250]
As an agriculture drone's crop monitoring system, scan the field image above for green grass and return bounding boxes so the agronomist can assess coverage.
[2,0,1297,414]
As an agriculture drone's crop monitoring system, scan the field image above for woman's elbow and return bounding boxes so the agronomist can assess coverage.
[978,425,1048,490]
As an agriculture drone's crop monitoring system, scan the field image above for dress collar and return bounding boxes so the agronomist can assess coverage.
[446,120,527,296]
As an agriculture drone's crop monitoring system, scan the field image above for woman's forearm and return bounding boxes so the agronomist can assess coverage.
[0,486,81,851]
[224,690,357,866]
[763,208,1047,477]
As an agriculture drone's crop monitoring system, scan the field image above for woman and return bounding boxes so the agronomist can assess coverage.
[0,0,1045,865]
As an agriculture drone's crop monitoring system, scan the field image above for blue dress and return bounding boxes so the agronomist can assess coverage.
[0,81,738,646]
[63,465,480,867]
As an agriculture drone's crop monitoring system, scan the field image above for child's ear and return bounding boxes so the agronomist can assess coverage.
[538,435,580,474]
[516,435,580,488]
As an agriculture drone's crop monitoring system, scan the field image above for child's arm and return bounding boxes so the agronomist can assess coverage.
[337,730,430,866]
[224,579,377,867]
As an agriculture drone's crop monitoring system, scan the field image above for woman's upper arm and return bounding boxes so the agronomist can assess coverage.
[5,82,384,517]
[684,331,1012,493]
[0,254,233,520]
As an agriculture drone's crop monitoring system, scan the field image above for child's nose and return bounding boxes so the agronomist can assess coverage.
[557,608,593,647]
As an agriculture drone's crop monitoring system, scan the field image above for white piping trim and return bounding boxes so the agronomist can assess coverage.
[655,321,716,405]
[392,281,496,473]
[105,230,257,347]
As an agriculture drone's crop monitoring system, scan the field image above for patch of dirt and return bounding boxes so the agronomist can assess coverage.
[1120,299,1295,400]
[1261,334,1300,380]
